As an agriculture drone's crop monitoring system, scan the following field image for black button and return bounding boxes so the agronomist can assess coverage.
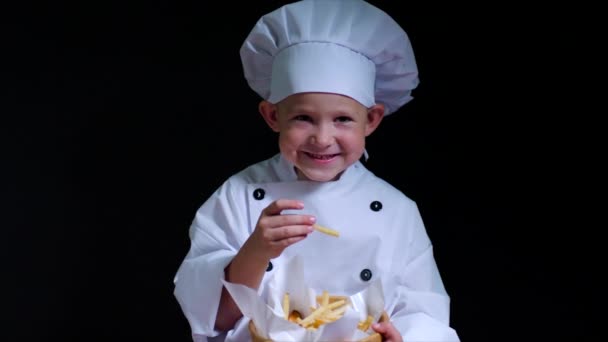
[370,201,382,211]
[266,262,273,272]
[253,188,265,200]
[360,269,372,281]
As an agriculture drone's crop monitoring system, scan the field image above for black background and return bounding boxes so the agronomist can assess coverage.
[3,1,599,341]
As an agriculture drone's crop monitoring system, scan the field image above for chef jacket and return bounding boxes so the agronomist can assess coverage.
[174,153,460,341]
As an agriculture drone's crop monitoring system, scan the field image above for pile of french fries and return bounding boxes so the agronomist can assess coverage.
[282,290,348,330]
[282,290,375,332]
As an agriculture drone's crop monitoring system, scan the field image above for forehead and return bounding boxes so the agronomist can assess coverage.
[278,92,367,114]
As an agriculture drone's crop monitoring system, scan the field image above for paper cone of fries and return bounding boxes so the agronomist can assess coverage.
[248,311,389,342]
[222,256,387,342]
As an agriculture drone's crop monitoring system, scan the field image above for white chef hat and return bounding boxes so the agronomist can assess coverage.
[240,0,419,116]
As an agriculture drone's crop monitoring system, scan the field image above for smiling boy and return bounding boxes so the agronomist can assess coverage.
[173,1,460,341]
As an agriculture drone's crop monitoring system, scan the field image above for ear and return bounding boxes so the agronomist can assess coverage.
[364,103,385,136]
[258,100,280,132]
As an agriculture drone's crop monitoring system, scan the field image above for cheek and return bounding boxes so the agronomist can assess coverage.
[277,133,299,157]
[341,131,366,151]
[279,128,306,147]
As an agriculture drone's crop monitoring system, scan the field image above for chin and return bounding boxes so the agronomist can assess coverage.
[299,170,342,182]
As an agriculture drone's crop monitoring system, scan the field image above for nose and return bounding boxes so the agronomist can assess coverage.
[310,124,334,147]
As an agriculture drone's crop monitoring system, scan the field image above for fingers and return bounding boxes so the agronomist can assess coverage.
[254,199,316,257]
[259,200,316,240]
[262,199,304,216]
[259,212,316,230]
[264,224,314,243]
[277,234,308,246]
[372,322,403,342]
[371,323,387,334]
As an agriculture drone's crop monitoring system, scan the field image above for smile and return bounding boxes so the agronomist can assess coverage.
[304,152,340,161]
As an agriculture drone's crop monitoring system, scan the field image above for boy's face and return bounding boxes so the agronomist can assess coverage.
[259,92,384,182]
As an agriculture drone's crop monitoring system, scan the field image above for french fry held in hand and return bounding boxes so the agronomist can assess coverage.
[282,290,349,330]
[313,223,339,237]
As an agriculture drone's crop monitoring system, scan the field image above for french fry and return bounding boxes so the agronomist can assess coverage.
[283,291,350,329]
[313,223,339,237]
[321,290,329,307]
[316,294,347,305]
[288,310,302,323]
[282,293,290,320]
[357,315,374,331]
[300,299,347,328]
[299,305,329,327]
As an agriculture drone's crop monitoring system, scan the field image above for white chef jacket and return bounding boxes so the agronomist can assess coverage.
[174,153,460,342]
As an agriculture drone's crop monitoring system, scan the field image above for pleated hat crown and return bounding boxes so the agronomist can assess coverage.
[240,0,419,115]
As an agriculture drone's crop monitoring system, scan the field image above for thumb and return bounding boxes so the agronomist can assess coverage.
[371,322,388,334]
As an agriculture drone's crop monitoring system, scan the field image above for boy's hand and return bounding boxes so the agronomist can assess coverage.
[250,199,315,260]
[372,322,403,342]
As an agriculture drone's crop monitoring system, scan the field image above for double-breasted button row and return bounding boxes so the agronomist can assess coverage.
[253,188,383,213]
[267,261,372,283]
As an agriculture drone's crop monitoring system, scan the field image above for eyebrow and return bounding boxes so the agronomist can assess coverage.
[283,105,355,116]
[282,103,313,113]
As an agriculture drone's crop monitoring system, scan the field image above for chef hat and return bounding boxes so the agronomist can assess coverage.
[240,0,419,116]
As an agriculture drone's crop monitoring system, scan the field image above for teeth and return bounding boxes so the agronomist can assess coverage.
[308,153,334,159]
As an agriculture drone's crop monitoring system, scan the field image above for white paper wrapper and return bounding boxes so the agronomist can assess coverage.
[222,256,385,341]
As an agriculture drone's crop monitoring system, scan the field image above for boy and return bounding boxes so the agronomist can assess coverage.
[174,1,460,341]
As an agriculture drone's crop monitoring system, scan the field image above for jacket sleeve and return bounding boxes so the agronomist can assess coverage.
[173,179,250,339]
[387,201,460,341]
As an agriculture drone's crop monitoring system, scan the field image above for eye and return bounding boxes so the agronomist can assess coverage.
[335,116,353,123]
[293,115,312,122]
